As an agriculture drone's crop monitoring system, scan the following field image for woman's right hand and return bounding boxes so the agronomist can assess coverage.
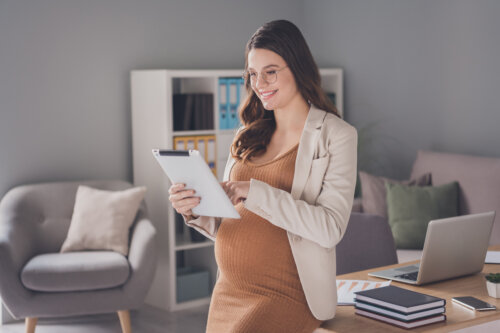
[168,183,200,218]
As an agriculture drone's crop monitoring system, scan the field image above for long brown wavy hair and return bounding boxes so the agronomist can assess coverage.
[231,19,339,161]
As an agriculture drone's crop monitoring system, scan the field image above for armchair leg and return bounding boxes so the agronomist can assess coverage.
[25,317,37,333]
[117,310,131,333]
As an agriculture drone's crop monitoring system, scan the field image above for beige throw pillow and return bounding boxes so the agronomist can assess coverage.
[359,171,431,218]
[61,185,147,256]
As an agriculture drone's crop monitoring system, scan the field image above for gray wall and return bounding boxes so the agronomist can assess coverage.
[0,0,303,197]
[304,0,500,178]
[3,0,498,192]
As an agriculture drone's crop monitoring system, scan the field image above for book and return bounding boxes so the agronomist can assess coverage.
[173,93,213,131]
[193,94,203,130]
[202,94,214,130]
[355,300,445,321]
[183,94,195,130]
[173,94,188,131]
[355,309,446,329]
[354,286,446,314]
[193,94,214,130]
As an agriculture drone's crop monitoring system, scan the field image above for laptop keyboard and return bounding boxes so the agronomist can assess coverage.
[395,271,419,281]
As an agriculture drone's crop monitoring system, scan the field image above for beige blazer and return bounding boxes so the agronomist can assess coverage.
[185,105,358,320]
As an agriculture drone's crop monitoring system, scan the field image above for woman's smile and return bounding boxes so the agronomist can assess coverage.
[259,89,278,100]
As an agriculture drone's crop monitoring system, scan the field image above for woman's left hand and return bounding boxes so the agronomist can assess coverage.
[222,181,250,205]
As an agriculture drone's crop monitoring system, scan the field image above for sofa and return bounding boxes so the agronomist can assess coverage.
[352,150,500,263]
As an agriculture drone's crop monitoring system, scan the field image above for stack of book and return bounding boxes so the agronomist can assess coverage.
[173,93,214,131]
[354,285,446,329]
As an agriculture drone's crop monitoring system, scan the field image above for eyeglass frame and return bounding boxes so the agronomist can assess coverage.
[242,66,289,85]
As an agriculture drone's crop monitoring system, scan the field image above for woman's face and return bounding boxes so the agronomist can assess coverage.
[247,48,301,111]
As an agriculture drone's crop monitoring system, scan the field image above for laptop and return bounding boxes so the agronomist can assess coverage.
[369,211,495,285]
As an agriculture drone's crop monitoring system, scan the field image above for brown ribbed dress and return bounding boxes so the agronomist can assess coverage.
[206,144,322,333]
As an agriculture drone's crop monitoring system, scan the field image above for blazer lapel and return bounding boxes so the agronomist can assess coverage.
[291,105,326,199]
[225,106,326,198]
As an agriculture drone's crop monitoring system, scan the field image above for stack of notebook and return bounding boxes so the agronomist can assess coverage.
[354,285,446,329]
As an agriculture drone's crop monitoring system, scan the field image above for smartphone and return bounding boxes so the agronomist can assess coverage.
[452,296,497,311]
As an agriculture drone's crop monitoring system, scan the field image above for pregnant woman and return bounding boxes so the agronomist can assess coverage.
[169,19,357,333]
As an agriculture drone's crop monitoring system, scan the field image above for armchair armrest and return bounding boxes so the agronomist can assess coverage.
[0,186,41,269]
[336,212,398,275]
[0,209,39,311]
[351,197,363,213]
[123,214,157,304]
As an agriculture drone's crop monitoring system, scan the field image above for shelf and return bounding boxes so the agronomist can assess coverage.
[218,128,240,135]
[165,69,244,78]
[175,233,214,251]
[131,68,342,311]
[173,130,216,137]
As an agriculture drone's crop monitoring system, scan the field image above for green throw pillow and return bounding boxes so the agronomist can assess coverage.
[385,181,459,249]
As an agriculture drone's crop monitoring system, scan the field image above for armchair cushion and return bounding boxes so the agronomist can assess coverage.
[359,171,431,218]
[21,251,130,292]
[60,185,146,255]
[386,181,459,249]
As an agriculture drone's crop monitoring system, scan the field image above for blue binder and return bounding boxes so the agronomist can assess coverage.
[238,77,245,128]
[218,78,229,129]
[228,77,246,129]
[219,77,245,129]
[227,78,237,129]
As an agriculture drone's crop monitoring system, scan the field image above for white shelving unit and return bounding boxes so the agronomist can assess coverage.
[130,68,343,311]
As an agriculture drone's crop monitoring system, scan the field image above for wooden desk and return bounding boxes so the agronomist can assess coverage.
[319,246,500,332]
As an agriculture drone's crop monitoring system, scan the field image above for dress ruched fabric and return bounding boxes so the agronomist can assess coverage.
[206,144,322,333]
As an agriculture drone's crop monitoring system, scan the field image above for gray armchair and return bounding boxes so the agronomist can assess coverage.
[0,180,157,333]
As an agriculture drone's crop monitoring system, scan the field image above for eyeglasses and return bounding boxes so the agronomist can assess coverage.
[242,66,288,85]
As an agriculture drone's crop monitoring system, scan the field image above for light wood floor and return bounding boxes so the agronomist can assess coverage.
[0,304,209,333]
[1,304,494,333]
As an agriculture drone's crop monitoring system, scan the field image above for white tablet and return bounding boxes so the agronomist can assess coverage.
[152,149,240,219]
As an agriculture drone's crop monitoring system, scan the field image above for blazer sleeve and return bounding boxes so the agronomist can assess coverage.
[243,124,358,249]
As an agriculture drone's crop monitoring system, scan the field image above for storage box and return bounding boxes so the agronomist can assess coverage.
[176,266,210,303]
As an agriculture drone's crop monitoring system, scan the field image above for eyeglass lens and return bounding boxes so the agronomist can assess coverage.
[246,70,279,85]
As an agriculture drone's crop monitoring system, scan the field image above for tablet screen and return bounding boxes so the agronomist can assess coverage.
[153,149,240,219]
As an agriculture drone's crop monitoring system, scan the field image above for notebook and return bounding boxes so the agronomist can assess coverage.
[355,300,445,321]
[355,309,446,329]
[354,285,445,314]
